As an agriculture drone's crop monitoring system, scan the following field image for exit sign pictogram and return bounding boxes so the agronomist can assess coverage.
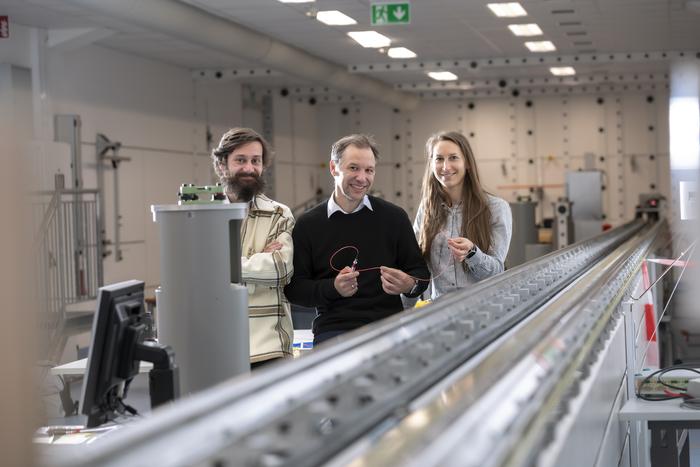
[371,3,410,25]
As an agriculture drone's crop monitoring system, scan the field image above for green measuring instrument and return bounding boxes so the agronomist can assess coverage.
[178,184,226,204]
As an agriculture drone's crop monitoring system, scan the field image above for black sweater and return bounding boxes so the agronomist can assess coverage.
[284,196,430,334]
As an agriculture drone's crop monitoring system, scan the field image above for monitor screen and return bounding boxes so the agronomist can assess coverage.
[79,280,147,428]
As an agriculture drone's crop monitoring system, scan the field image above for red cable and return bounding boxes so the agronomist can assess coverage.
[663,389,691,399]
[329,244,453,282]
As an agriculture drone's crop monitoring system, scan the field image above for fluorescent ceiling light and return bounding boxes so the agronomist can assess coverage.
[348,31,391,48]
[316,10,357,26]
[525,40,556,52]
[277,0,314,3]
[508,23,543,36]
[550,66,576,76]
[427,71,458,81]
[388,47,417,59]
[487,2,527,17]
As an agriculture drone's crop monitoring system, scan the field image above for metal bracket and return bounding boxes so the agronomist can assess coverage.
[96,133,129,262]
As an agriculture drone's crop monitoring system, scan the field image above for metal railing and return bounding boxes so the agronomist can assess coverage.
[33,188,103,362]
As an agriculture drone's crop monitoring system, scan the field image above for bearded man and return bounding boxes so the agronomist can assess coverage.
[212,127,295,369]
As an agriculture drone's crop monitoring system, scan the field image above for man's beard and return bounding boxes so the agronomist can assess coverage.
[222,172,265,202]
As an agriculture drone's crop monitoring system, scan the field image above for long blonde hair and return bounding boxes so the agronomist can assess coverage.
[418,131,492,268]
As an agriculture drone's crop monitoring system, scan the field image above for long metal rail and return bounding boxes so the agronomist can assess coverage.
[341,220,665,467]
[54,219,651,467]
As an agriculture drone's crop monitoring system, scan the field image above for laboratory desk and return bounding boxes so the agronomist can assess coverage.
[620,397,700,467]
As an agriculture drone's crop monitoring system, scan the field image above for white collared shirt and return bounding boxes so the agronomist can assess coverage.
[327,194,373,218]
[223,194,252,208]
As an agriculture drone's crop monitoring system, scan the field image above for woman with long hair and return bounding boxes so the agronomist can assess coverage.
[414,130,512,300]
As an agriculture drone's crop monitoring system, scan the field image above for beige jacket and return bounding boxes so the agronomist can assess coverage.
[240,194,295,362]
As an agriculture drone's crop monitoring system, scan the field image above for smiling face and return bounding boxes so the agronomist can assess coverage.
[431,139,467,196]
[330,144,376,212]
[222,141,265,201]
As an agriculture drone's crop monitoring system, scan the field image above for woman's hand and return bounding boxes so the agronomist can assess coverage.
[447,237,475,261]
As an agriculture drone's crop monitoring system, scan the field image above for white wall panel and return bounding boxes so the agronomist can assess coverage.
[41,43,243,291]
[315,103,351,164]
[291,98,318,166]
[357,101,396,204]
[270,87,670,233]
[513,99,538,202]
[198,80,244,152]
[534,97,566,161]
[533,97,566,220]
[272,94,294,163]
[274,162,295,213]
[569,95,605,162]
[622,94,657,156]
[470,98,512,162]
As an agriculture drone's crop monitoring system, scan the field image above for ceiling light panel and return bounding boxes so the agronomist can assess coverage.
[388,47,417,59]
[277,0,315,3]
[316,10,357,26]
[550,66,576,76]
[508,23,543,36]
[487,3,528,18]
[525,40,556,52]
[428,71,458,81]
[347,31,391,48]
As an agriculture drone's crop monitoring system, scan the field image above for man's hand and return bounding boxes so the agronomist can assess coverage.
[446,237,475,262]
[334,266,359,297]
[263,240,283,253]
[379,266,415,295]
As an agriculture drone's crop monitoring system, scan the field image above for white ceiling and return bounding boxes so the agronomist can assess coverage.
[3,0,700,90]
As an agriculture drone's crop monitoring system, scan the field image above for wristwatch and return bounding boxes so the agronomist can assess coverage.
[465,245,477,259]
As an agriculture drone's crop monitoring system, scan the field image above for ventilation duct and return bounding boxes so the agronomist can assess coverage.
[65,0,419,110]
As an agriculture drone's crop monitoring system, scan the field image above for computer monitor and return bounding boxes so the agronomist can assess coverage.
[80,280,179,428]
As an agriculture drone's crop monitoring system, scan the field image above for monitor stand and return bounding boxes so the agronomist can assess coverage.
[134,342,179,408]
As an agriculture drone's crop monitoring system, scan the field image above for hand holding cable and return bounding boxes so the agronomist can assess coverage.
[334,266,359,297]
[379,266,415,295]
[446,237,475,262]
[329,244,449,286]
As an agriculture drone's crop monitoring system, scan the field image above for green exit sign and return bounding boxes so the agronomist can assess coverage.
[371,2,411,25]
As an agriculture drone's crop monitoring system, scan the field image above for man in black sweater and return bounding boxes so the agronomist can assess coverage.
[284,134,429,346]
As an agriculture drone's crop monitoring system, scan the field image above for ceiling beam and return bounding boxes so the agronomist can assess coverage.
[349,51,699,74]
[47,27,114,52]
[395,72,669,92]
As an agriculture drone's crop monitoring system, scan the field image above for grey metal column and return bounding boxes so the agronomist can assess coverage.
[152,203,249,395]
[507,199,537,267]
[553,198,574,249]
